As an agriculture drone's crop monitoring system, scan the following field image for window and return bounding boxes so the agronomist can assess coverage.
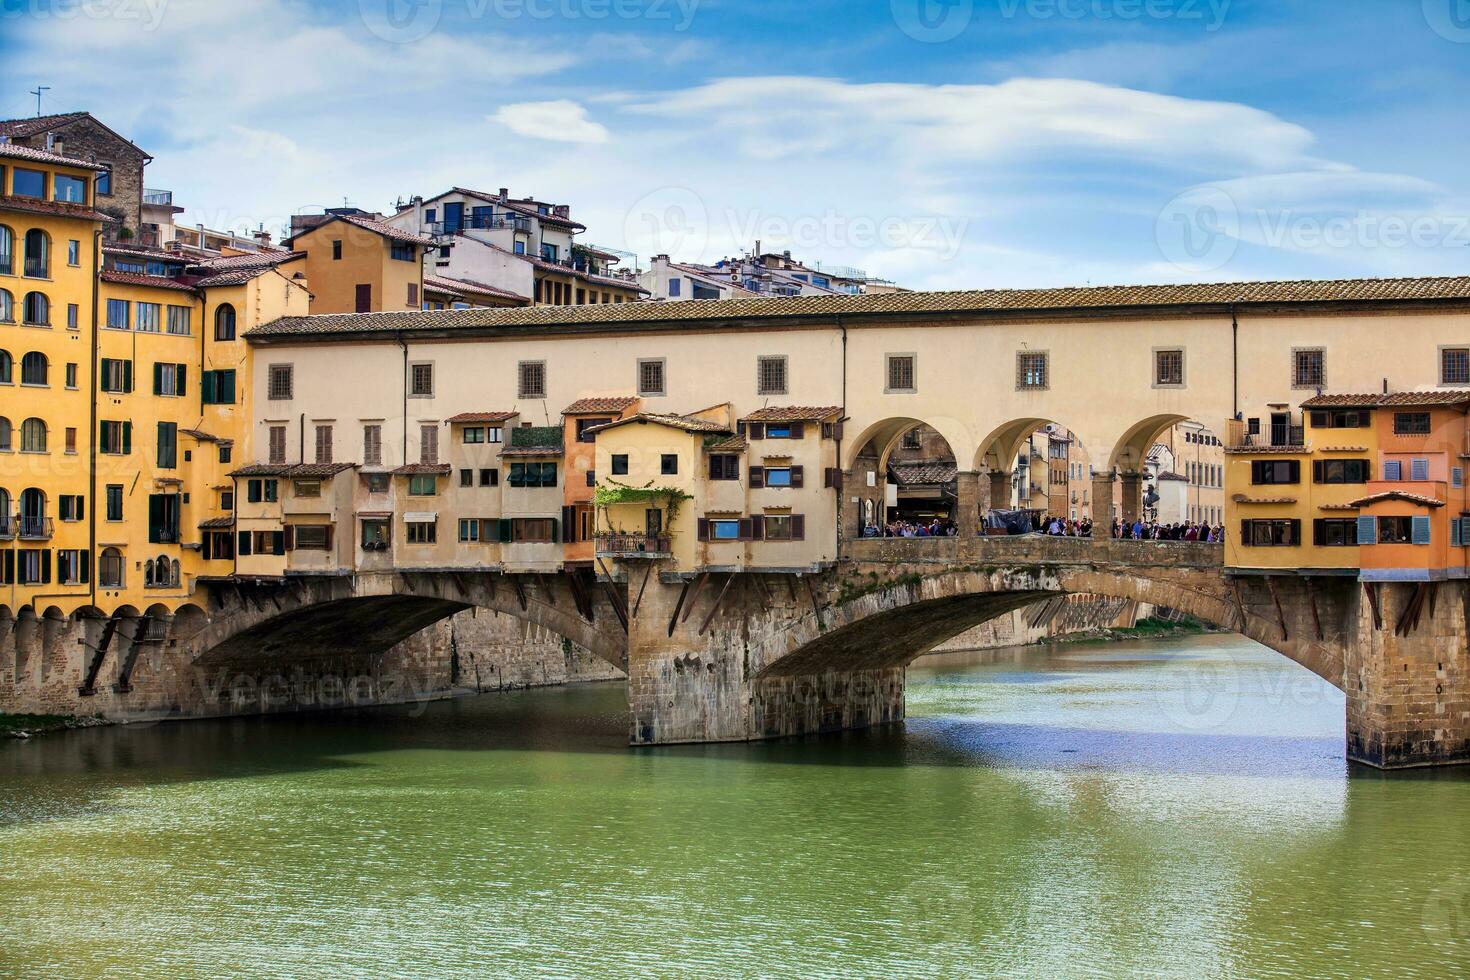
[763,515,796,541]
[668,277,681,297]
[363,424,382,466]
[20,418,46,452]
[508,462,557,488]
[709,454,740,480]
[215,304,237,340]
[20,351,46,386]
[99,420,131,455]
[512,518,557,543]
[410,362,434,397]
[1443,347,1470,386]
[757,355,788,395]
[486,426,503,444]
[458,518,482,543]
[0,416,10,450]
[355,284,372,313]
[246,479,278,503]
[99,547,124,588]
[480,468,498,487]
[661,453,678,475]
[1377,516,1416,544]
[1154,349,1184,386]
[408,474,437,496]
[611,454,629,475]
[12,168,44,199]
[1292,348,1325,388]
[292,525,331,551]
[58,495,84,521]
[1251,460,1300,485]
[886,353,916,393]
[268,363,293,400]
[638,358,665,397]
[1309,409,1371,429]
[1410,458,1430,482]
[1383,459,1403,481]
[268,425,287,464]
[106,298,130,329]
[201,369,236,405]
[419,424,438,464]
[575,418,611,442]
[67,239,80,265]
[406,520,437,544]
[52,174,87,203]
[0,226,10,274]
[65,427,75,453]
[709,519,741,540]
[22,229,48,278]
[1241,519,1300,547]
[361,518,390,549]
[105,485,123,521]
[364,472,390,493]
[22,291,48,325]
[136,302,161,332]
[902,428,922,450]
[391,241,416,262]
[1017,351,1048,390]
[332,240,343,260]
[294,478,322,498]
[0,289,10,323]
[157,422,177,468]
[463,426,485,444]
[1313,519,1359,547]
[765,467,793,487]
[519,360,546,399]
[96,167,112,196]
[315,424,333,464]
[147,493,180,544]
[65,362,76,388]
[1394,412,1431,435]
[57,549,86,585]
[166,305,191,335]
[154,362,186,397]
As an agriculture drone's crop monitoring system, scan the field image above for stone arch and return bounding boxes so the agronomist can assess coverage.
[844,415,970,472]
[846,416,968,532]
[749,564,1343,688]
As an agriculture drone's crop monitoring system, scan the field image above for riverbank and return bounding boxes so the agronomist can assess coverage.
[1045,615,1221,646]
[0,713,103,740]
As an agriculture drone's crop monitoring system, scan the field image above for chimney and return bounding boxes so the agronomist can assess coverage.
[499,187,509,199]
[253,227,273,247]
[554,205,570,218]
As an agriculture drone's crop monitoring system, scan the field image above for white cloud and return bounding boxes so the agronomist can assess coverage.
[489,101,611,144]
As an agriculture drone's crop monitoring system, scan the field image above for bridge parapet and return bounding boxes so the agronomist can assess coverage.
[843,535,1222,570]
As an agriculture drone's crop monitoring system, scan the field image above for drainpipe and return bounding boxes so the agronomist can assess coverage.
[836,314,847,559]
[398,333,409,463]
[298,413,305,464]
[89,227,101,608]
[1231,306,1239,421]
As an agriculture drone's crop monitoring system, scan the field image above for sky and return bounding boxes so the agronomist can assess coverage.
[2,0,1468,290]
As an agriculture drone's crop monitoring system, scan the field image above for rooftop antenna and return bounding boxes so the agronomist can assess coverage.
[30,86,50,117]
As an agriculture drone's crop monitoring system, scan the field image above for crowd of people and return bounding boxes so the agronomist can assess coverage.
[863,519,960,538]
[861,513,1224,542]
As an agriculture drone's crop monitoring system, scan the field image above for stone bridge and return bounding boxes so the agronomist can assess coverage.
[3,537,1466,769]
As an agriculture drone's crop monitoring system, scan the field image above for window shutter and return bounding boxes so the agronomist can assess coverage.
[40,550,51,584]
[499,519,513,543]
[1240,519,1251,545]
[821,422,832,439]
[1412,459,1429,482]
[153,362,163,395]
[790,466,804,488]
[201,371,216,404]
[1454,519,1463,549]
[697,518,709,541]
[708,456,720,479]
[177,365,186,395]
[824,467,842,489]
[1412,516,1432,545]
[749,423,765,440]
[79,548,90,584]
[789,421,804,439]
[123,360,133,392]
[1286,461,1300,483]
[272,531,286,555]
[121,421,131,455]
[750,515,765,540]
[549,519,559,544]
[324,525,335,551]
[738,518,754,540]
[421,425,438,464]
[283,526,295,551]
[1384,460,1402,481]
[148,494,164,543]
[1312,460,1324,483]
[1454,467,1464,489]
[562,506,576,543]
[791,515,805,540]
[749,466,764,488]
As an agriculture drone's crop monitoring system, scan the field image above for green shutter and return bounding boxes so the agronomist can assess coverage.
[121,421,131,455]
[1412,516,1432,545]
[201,370,216,404]
[1454,519,1463,549]
[221,370,235,404]
[123,360,133,393]
[499,519,513,543]
[176,364,186,396]
[1357,516,1376,545]
[153,362,163,395]
[549,518,559,544]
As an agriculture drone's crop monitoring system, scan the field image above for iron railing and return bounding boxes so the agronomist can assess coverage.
[18,516,52,540]
[595,533,672,556]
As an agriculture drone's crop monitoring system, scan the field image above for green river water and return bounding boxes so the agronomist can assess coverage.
[2,633,1467,978]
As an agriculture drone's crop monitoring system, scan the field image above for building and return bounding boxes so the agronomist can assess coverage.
[385,188,645,307]
[639,249,901,303]
[0,111,151,237]
[284,208,434,314]
[422,274,530,311]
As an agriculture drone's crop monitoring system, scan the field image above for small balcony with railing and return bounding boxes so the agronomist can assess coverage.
[0,515,14,540]
[425,213,533,237]
[595,533,673,558]
[18,516,53,540]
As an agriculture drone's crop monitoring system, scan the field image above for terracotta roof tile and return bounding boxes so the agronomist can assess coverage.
[423,274,531,303]
[593,412,731,435]
[0,111,89,139]
[1348,490,1445,508]
[498,444,566,457]
[391,463,452,475]
[198,516,236,529]
[445,411,519,424]
[0,194,109,223]
[705,435,748,453]
[1301,391,1470,408]
[288,213,434,248]
[1230,495,1299,505]
[194,251,305,271]
[250,275,1470,340]
[1224,444,1313,455]
[104,243,190,263]
[99,270,197,292]
[230,462,356,477]
[0,141,108,170]
[563,396,639,415]
[889,461,958,485]
[742,405,842,422]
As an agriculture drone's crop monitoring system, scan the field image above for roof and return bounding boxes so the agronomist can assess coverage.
[1301,391,1470,409]
[1224,444,1314,455]
[193,251,305,271]
[0,194,110,223]
[1348,490,1446,508]
[591,412,732,435]
[192,267,285,289]
[179,428,222,443]
[288,213,435,248]
[229,462,356,478]
[391,463,452,475]
[198,516,236,529]
[423,274,530,304]
[889,461,959,486]
[498,444,566,458]
[705,435,748,453]
[445,411,518,424]
[0,111,152,159]
[99,270,197,292]
[0,141,109,171]
[742,406,842,422]
[248,274,1470,341]
[563,396,639,415]
[104,243,189,263]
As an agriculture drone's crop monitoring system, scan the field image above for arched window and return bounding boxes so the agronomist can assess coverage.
[0,489,9,529]
[214,303,237,341]
[99,547,125,588]
[0,417,9,452]
[143,558,156,587]
[0,289,12,323]
[20,418,46,453]
[20,351,46,386]
[0,350,10,384]
[19,488,44,531]
[23,292,48,326]
[23,229,48,278]
[0,225,13,275]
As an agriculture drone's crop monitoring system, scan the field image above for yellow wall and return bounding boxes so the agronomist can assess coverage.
[292,221,421,314]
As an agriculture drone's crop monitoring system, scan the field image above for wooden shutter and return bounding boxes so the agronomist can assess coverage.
[824,467,842,489]
[789,422,804,439]
[697,518,709,541]
[499,519,513,543]
[123,360,133,392]
[791,515,805,540]
[272,531,286,555]
[153,362,163,395]
[177,365,186,396]
[749,466,764,488]
[549,518,559,544]
[40,550,51,584]
[355,284,372,312]
[79,549,89,584]
[790,466,804,488]
[750,515,765,540]
[1412,516,1432,545]
[323,525,335,551]
[748,423,765,440]
[738,518,754,540]
[1240,520,1251,545]
[238,531,251,556]
[562,506,576,543]
[421,425,438,464]
[1312,460,1324,483]
[283,525,295,551]
[1286,461,1300,483]
[121,421,131,455]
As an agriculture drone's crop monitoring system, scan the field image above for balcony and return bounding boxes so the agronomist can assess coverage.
[18,516,53,540]
[23,258,48,278]
[0,515,14,540]
[425,214,532,236]
[143,189,174,206]
[596,533,672,558]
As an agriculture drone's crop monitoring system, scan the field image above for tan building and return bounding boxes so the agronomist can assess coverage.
[285,210,434,314]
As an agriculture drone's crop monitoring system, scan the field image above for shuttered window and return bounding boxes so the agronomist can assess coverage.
[410,362,434,397]
[1357,515,1377,545]
[315,424,333,464]
[363,424,382,466]
[268,425,287,464]
[1410,458,1429,482]
[420,424,438,464]
[1412,516,1432,545]
[637,358,665,397]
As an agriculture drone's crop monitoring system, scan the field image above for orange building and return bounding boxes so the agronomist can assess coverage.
[560,396,640,567]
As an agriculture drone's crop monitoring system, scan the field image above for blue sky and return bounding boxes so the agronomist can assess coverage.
[2,0,1468,289]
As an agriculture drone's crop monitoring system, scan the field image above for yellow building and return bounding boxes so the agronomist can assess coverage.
[284,210,433,314]
[1,143,106,613]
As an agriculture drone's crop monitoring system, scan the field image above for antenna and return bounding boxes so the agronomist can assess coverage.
[30,86,50,117]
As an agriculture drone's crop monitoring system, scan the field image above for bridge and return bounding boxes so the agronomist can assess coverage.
[5,533,1461,769]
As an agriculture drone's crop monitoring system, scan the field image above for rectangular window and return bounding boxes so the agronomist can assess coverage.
[1240,519,1301,547]
[1383,459,1403,481]
[106,298,130,329]
[458,518,482,543]
[12,167,44,199]
[355,284,372,313]
[1250,460,1300,485]
[576,418,612,443]
[463,426,485,444]
[1377,516,1415,544]
[201,369,236,405]
[611,454,629,475]
[67,239,80,265]
[1394,412,1431,435]
[53,174,87,203]
[136,302,161,333]
[408,475,437,496]
[332,240,342,260]
[1443,347,1470,386]
[519,360,546,399]
[1309,409,1371,429]
[406,520,437,544]
[709,454,740,480]
[1292,348,1325,388]
[99,420,131,455]
[157,422,177,468]
[460,469,474,488]
[757,355,788,396]
[293,525,331,550]
[1313,519,1359,547]
[96,167,112,195]
[419,424,438,464]
[57,549,86,585]
[661,453,678,475]
[105,485,123,521]
[67,303,78,329]
[1017,351,1048,390]
[268,425,287,464]
[99,358,132,393]
[709,519,741,541]
[268,364,293,400]
[1410,458,1430,482]
[315,424,333,464]
[637,358,665,397]
[154,362,186,397]
[363,424,382,466]
[293,478,322,498]
[58,495,84,521]
[1313,459,1371,484]
[764,467,793,487]
[360,518,390,549]
[508,462,557,488]
[391,241,416,262]
[480,468,498,487]
[763,515,795,541]
[410,362,434,397]
[886,354,916,393]
[512,518,557,543]
[1154,349,1184,386]
[166,305,191,335]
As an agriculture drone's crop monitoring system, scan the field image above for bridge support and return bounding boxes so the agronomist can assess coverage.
[1119,470,1144,523]
[1091,469,1116,525]
[955,471,981,533]
[988,470,1010,510]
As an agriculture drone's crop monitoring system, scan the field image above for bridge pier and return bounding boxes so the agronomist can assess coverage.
[1092,469,1116,524]
[988,469,1010,510]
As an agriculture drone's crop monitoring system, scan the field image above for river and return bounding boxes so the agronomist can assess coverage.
[2,634,1467,978]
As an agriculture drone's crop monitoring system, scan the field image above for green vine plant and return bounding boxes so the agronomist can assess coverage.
[593,480,693,535]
